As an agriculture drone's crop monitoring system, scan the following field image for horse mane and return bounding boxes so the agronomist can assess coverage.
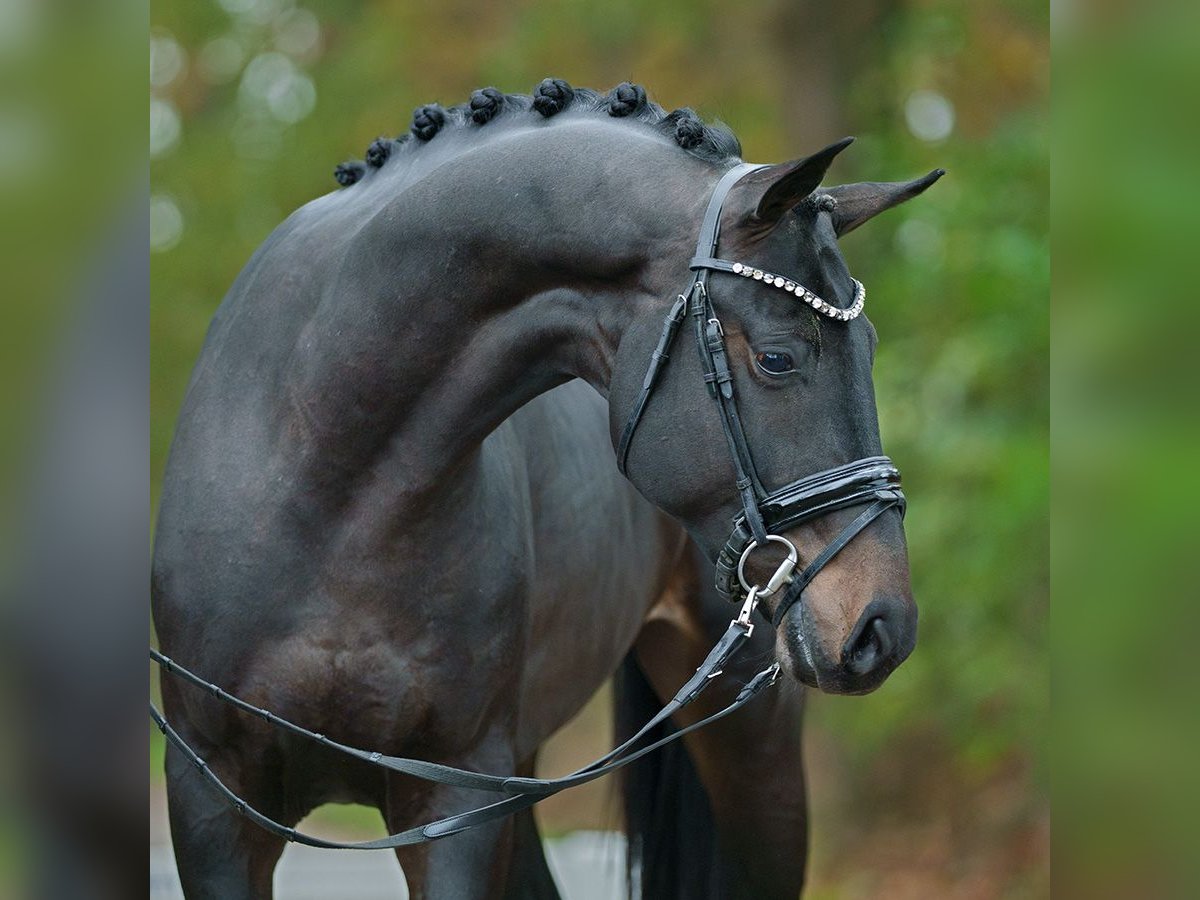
[332,78,743,187]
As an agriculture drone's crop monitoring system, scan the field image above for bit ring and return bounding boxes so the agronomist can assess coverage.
[737,534,799,597]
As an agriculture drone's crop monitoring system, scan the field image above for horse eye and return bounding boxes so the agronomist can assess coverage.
[755,350,795,376]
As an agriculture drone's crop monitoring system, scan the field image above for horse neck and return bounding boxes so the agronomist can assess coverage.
[293,124,716,506]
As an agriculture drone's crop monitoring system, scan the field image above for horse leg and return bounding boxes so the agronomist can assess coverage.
[384,775,560,900]
[499,755,561,900]
[164,739,287,900]
[385,735,523,900]
[624,548,809,900]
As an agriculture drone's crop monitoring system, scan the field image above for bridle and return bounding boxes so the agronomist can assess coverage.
[149,163,906,850]
[616,162,905,631]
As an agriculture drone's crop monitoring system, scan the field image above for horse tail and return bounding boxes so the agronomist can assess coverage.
[615,652,730,899]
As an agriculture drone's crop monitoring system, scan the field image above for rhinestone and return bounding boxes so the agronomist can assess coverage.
[732,262,744,274]
[784,281,796,292]
[741,266,753,277]
[773,276,785,288]
[753,270,763,280]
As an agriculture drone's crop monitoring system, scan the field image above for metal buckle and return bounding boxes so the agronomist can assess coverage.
[707,317,724,336]
[737,534,799,597]
[734,586,760,637]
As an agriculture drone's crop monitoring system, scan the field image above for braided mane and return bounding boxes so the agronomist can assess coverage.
[332,78,742,187]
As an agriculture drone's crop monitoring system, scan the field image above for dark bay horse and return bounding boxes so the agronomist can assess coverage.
[152,80,940,899]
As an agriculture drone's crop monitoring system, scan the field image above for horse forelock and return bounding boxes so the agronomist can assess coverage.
[332,79,743,187]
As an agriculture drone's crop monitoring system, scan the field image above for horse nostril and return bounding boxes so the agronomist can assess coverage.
[872,617,896,658]
[836,597,917,688]
[846,617,888,676]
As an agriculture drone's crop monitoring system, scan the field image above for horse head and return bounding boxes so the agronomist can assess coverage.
[612,139,942,694]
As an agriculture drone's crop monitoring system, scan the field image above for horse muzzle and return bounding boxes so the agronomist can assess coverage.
[780,591,917,694]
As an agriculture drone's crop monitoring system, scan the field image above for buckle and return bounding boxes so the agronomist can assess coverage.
[733,586,760,637]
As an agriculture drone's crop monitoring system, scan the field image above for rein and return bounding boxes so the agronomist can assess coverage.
[150,630,776,848]
[150,161,905,848]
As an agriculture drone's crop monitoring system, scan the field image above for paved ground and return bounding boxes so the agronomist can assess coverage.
[151,822,626,899]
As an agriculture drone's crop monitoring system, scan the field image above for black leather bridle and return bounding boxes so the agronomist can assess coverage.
[149,163,906,849]
[617,162,905,630]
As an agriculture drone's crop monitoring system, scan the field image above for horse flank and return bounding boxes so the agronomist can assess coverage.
[332,78,743,187]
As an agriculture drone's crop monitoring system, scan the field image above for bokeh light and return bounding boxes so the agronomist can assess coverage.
[149,195,183,253]
[148,98,180,159]
[905,89,956,143]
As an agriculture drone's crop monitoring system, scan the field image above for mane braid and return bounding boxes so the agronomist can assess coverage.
[332,79,742,186]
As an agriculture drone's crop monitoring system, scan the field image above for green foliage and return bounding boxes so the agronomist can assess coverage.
[817,36,1048,778]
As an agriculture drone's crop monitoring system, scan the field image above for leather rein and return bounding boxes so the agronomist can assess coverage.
[150,163,904,849]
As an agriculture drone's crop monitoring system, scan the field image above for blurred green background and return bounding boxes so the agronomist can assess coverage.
[150,0,1048,896]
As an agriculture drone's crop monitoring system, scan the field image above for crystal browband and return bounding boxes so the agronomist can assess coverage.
[689,255,866,322]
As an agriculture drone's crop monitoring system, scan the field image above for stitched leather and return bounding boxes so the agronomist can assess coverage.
[150,631,775,849]
[713,457,905,600]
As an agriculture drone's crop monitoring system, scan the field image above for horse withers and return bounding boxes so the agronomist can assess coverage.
[152,79,940,899]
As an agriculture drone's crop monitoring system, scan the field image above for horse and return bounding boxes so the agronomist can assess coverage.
[151,79,940,899]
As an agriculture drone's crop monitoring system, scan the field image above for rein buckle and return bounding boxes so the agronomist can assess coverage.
[734,586,761,637]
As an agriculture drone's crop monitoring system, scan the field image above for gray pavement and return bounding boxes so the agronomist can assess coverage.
[150,830,627,899]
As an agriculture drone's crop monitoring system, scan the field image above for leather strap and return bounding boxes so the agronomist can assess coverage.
[688,256,740,274]
[770,498,897,629]
[153,619,748,797]
[696,297,768,543]
[694,164,766,255]
[615,293,689,475]
[151,634,777,849]
[615,162,764,485]
[713,457,905,601]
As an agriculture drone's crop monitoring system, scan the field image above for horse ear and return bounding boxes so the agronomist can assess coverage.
[748,137,856,225]
[825,169,946,236]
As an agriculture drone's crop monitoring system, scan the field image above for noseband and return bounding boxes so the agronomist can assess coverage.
[616,162,906,629]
